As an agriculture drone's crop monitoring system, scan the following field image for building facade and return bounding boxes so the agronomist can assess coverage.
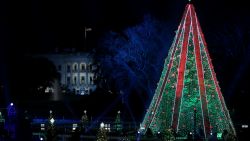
[40,53,97,95]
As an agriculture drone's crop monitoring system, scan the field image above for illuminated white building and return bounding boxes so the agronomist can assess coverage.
[40,52,97,95]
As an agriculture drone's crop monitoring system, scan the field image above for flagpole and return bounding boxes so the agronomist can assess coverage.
[84,27,92,49]
[84,27,92,94]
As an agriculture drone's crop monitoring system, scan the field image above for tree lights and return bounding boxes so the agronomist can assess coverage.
[141,3,236,138]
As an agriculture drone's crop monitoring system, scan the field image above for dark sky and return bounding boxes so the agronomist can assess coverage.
[1,0,250,122]
[1,0,249,53]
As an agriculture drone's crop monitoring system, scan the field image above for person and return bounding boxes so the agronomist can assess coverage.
[0,111,4,126]
[0,112,3,119]
[208,132,218,141]
[145,128,153,137]
[186,132,192,141]
[222,130,228,141]
[224,132,237,141]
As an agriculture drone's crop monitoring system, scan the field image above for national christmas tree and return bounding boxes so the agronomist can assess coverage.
[140,3,236,138]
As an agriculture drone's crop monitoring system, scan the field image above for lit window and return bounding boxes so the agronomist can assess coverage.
[104,124,111,132]
[81,76,85,84]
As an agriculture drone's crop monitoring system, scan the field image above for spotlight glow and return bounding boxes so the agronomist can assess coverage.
[50,118,55,124]
[100,122,104,128]
[242,125,248,128]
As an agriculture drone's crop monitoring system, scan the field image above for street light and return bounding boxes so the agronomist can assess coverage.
[50,118,55,125]
[40,124,45,131]
[72,123,77,131]
[100,122,104,128]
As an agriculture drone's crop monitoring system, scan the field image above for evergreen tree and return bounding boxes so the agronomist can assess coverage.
[46,110,56,141]
[141,3,236,139]
[97,122,108,141]
[81,110,88,132]
[114,111,122,133]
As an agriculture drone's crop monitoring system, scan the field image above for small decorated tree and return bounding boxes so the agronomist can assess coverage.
[81,110,88,132]
[46,110,56,141]
[114,110,122,133]
[97,122,108,141]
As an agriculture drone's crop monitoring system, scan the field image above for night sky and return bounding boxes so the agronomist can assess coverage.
[0,0,248,52]
[1,0,250,124]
